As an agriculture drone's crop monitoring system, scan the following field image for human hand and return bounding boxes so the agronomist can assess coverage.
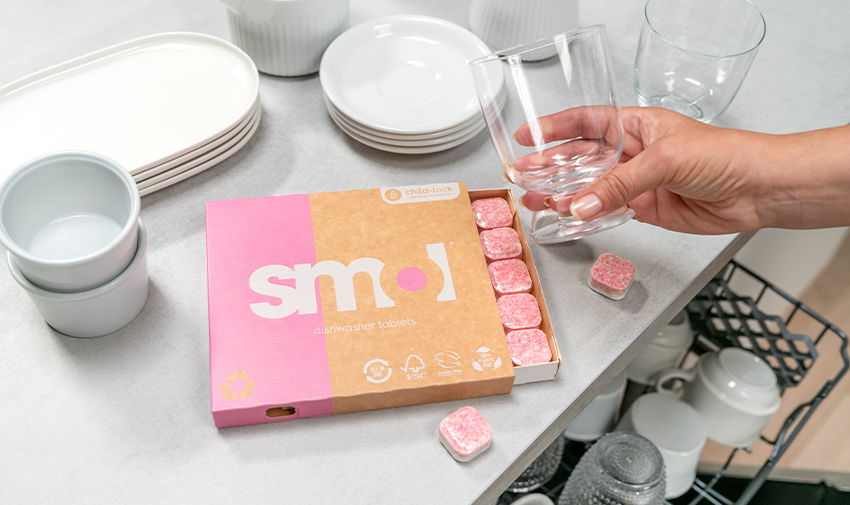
[514,106,776,235]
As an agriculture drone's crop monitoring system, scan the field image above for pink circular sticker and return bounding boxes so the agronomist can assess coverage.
[396,267,427,292]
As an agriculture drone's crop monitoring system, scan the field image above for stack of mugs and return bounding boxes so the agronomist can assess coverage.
[561,311,781,500]
[0,151,149,338]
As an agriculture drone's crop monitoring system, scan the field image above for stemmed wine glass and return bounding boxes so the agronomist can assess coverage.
[470,25,633,244]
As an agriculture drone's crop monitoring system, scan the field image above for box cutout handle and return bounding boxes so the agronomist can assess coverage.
[265,406,297,418]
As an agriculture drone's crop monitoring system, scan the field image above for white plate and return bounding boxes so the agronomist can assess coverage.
[328,105,483,154]
[323,92,484,141]
[138,106,261,196]
[0,32,259,180]
[326,101,483,147]
[133,96,259,182]
[137,105,259,189]
[320,15,493,135]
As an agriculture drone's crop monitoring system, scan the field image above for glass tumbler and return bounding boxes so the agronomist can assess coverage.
[557,431,666,505]
[470,26,633,244]
[507,435,566,493]
[634,0,766,122]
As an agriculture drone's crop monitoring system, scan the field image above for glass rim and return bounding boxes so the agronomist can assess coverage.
[468,24,607,67]
[644,0,766,59]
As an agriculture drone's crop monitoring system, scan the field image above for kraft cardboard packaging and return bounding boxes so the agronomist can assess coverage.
[206,183,516,428]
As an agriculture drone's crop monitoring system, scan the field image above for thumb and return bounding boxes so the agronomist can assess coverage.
[567,145,669,221]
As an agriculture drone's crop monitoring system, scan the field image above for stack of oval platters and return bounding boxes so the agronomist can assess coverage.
[0,33,260,196]
[320,15,502,154]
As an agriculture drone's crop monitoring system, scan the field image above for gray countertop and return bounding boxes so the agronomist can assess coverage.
[1,0,847,503]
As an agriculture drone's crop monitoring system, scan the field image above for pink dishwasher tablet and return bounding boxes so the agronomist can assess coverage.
[439,406,493,462]
[506,329,552,366]
[497,293,542,332]
[589,253,636,300]
[471,197,513,230]
[480,228,522,263]
[488,259,533,296]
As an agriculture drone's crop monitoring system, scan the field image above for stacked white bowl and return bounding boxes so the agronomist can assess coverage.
[0,151,149,338]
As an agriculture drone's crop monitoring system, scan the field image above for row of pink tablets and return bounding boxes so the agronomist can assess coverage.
[472,197,552,368]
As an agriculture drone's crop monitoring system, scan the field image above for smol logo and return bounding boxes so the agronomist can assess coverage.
[249,243,456,319]
[384,188,402,202]
[221,371,255,400]
[364,359,392,383]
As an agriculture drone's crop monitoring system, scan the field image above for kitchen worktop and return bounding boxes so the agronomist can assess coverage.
[1,0,847,503]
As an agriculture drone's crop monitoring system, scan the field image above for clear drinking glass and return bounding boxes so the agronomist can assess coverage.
[507,435,566,493]
[470,26,633,244]
[558,432,666,505]
[634,0,766,122]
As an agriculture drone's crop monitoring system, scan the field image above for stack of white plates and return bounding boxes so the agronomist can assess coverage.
[0,33,260,197]
[320,15,498,154]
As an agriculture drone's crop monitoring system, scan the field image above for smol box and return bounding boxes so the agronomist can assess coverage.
[468,189,562,386]
[206,183,517,428]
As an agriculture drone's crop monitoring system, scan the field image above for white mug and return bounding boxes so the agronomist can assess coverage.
[655,347,780,448]
[626,310,694,385]
[616,392,706,499]
[564,370,626,442]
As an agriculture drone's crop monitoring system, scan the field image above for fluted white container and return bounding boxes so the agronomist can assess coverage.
[469,0,579,59]
[222,0,349,77]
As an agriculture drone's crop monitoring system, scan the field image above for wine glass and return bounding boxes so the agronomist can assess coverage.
[470,25,633,244]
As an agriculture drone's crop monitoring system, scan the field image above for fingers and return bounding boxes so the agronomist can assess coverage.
[513,105,621,147]
[519,192,573,217]
[512,138,603,173]
[569,144,669,221]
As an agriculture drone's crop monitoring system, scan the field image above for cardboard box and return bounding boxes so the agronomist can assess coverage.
[468,189,561,385]
[206,183,520,428]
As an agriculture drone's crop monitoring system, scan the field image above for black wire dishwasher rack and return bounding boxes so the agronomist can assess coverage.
[497,260,849,505]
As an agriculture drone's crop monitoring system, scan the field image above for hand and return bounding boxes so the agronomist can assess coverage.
[514,106,850,234]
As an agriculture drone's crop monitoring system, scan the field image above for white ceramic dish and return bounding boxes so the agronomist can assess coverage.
[327,105,484,154]
[326,99,483,147]
[616,393,706,499]
[133,96,260,182]
[0,151,140,293]
[137,105,260,189]
[138,107,261,196]
[511,493,555,505]
[223,0,349,76]
[469,0,579,59]
[8,218,148,338]
[0,32,259,181]
[324,93,485,141]
[320,15,494,134]
[626,310,694,385]
[656,348,781,447]
[563,370,626,442]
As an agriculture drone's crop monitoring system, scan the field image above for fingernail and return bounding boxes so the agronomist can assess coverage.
[500,170,511,183]
[570,193,603,221]
[543,196,552,208]
[518,194,528,209]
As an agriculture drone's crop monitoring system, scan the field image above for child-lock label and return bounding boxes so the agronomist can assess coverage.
[381,183,461,204]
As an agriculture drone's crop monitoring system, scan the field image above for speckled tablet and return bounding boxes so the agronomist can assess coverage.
[439,406,493,462]
[480,227,522,263]
[589,253,635,300]
[497,293,542,332]
[471,197,512,230]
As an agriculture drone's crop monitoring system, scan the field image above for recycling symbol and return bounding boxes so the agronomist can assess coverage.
[221,371,255,400]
